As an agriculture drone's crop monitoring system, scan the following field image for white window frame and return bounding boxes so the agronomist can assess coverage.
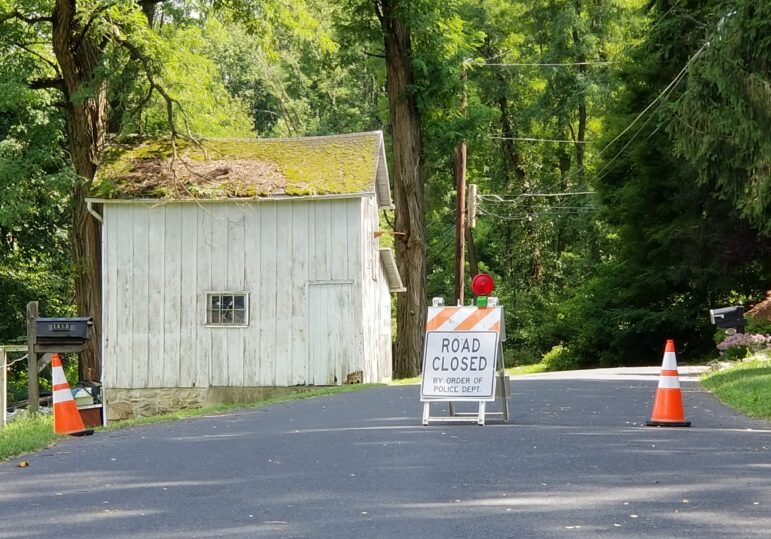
[205,292,250,327]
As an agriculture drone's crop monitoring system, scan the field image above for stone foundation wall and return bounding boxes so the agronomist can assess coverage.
[105,386,313,420]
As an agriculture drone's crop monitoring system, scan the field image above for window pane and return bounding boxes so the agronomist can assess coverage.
[207,293,247,326]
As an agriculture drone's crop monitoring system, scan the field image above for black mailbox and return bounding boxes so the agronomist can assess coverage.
[35,317,93,343]
[709,306,745,332]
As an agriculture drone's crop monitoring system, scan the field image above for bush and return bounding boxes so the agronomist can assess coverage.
[716,332,771,361]
[542,344,583,371]
[746,315,771,335]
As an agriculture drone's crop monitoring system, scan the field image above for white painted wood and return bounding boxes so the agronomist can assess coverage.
[226,204,246,387]
[289,201,310,385]
[330,201,349,281]
[102,205,118,388]
[274,204,292,386]
[209,203,230,386]
[131,205,149,388]
[146,206,165,387]
[178,207,197,387]
[163,205,182,387]
[242,205,261,386]
[195,207,212,388]
[258,202,278,386]
[101,194,393,392]
[312,203,332,281]
[308,282,354,385]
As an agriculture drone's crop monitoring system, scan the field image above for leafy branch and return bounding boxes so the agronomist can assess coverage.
[0,10,53,25]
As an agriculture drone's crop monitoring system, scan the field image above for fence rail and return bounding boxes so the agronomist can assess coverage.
[1,345,27,429]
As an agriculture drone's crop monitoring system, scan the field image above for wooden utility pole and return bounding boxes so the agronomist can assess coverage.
[26,301,39,414]
[453,66,468,305]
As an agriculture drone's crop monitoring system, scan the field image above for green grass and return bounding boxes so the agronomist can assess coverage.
[0,413,62,461]
[390,362,549,386]
[701,359,771,420]
[506,362,548,375]
[1,384,378,461]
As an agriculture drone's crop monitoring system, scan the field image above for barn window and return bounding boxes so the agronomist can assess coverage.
[206,293,249,326]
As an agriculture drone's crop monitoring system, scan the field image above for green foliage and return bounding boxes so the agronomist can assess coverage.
[542,343,583,371]
[0,412,60,462]
[721,346,749,362]
[746,315,771,336]
[671,1,771,235]
[702,360,771,419]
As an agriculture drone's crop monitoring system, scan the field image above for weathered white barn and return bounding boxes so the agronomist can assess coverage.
[88,131,402,419]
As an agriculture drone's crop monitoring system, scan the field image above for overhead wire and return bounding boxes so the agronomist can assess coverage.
[473,0,696,209]
[477,39,708,220]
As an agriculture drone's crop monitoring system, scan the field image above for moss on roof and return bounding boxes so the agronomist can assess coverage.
[94,132,381,200]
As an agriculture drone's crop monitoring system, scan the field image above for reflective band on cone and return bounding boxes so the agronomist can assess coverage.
[645,339,691,427]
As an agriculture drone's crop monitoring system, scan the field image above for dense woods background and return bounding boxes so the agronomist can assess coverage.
[1,0,769,381]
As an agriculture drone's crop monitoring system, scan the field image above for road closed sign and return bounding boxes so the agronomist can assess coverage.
[421,331,499,401]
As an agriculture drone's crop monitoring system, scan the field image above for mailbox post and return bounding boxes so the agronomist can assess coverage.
[25,301,93,414]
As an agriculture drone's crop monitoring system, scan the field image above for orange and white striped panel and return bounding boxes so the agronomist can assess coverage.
[426,306,505,339]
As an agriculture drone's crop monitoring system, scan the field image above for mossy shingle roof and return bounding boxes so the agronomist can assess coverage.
[94,131,391,205]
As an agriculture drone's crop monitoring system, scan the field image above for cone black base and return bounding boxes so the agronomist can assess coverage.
[69,429,95,437]
[645,420,691,427]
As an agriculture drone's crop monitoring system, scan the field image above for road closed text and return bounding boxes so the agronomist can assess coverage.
[421,331,498,401]
[432,337,489,372]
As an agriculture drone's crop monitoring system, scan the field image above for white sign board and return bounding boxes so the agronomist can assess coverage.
[420,331,498,401]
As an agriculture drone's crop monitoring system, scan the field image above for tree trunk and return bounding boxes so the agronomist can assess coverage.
[379,0,425,379]
[52,0,108,381]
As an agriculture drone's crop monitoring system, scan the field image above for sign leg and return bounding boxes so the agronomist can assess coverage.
[422,402,430,426]
[477,401,486,426]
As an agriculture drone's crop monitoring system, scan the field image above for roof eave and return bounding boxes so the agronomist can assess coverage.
[374,132,393,210]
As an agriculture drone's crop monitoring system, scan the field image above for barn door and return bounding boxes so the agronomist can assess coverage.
[307,282,354,385]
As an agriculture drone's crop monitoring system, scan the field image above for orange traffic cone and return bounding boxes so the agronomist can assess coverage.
[646,340,691,427]
[51,354,93,436]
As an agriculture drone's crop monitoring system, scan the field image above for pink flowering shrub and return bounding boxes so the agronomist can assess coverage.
[716,332,771,360]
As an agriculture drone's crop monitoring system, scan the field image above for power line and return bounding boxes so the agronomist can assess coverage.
[589,43,706,185]
[481,61,618,67]
[484,41,707,205]
[479,191,594,202]
[489,136,593,144]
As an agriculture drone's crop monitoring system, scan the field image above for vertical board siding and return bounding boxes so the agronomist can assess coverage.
[208,203,230,386]
[274,206,292,386]
[195,208,212,388]
[103,196,390,391]
[162,205,182,387]
[258,203,278,386]
[242,206,261,386]
[289,202,310,385]
[178,207,197,386]
[312,203,332,281]
[146,207,166,387]
[308,283,354,385]
[131,206,149,388]
[226,204,246,387]
[114,206,136,388]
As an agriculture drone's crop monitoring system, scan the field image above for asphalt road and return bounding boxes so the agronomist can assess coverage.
[1,367,770,538]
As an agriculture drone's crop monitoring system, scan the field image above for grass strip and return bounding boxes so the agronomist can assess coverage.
[0,414,62,461]
[1,384,378,461]
[701,360,771,420]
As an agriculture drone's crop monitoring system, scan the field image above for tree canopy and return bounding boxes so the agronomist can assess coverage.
[1,0,770,379]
